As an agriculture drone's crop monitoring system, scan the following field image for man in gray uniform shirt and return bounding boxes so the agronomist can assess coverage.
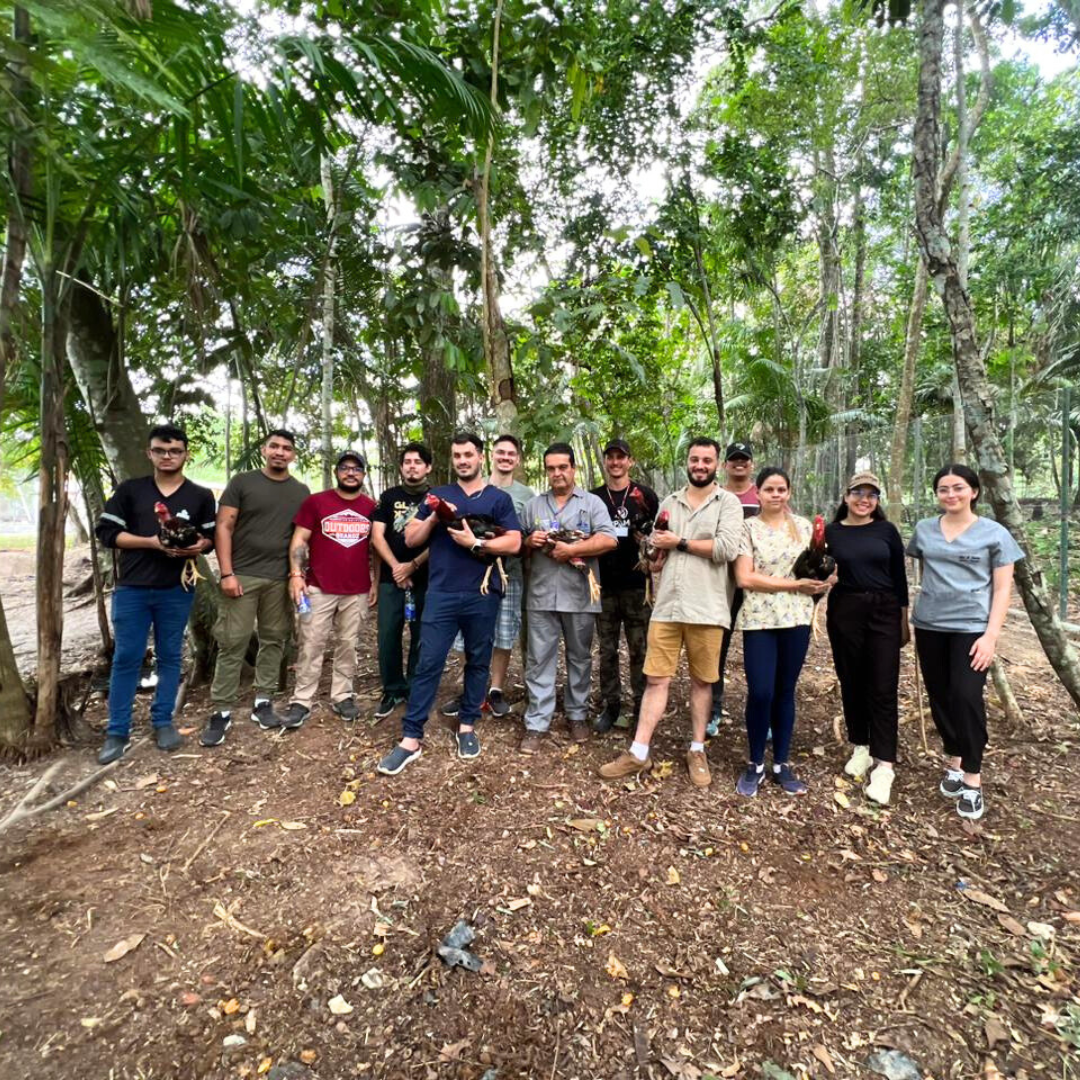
[519,442,617,753]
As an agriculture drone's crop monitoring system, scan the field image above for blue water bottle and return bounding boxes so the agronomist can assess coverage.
[404,588,416,623]
[296,592,312,622]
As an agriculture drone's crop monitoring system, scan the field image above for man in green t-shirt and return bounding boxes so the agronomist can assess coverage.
[201,430,310,746]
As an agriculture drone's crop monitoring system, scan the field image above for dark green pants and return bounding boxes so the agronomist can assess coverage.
[597,588,650,713]
[377,581,426,697]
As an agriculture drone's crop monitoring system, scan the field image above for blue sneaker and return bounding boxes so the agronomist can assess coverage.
[706,712,721,738]
[456,730,481,760]
[771,763,808,796]
[736,764,765,797]
[377,744,422,776]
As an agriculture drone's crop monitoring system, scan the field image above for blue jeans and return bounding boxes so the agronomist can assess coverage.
[401,590,499,740]
[742,625,811,765]
[108,585,195,737]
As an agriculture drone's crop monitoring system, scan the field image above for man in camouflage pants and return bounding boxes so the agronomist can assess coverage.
[590,439,659,732]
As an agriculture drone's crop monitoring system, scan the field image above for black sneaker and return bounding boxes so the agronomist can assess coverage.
[251,700,283,729]
[440,695,462,717]
[332,697,360,722]
[155,724,182,752]
[374,693,404,719]
[200,712,232,747]
[280,703,310,730]
[957,788,985,820]
[486,689,510,718]
[939,769,965,798]
[593,703,620,734]
[377,744,422,776]
[98,735,131,765]
[456,730,481,759]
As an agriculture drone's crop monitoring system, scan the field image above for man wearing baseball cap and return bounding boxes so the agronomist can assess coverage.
[282,451,377,729]
[590,438,659,732]
[708,440,760,734]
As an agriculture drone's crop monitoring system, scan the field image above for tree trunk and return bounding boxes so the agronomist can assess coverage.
[320,152,338,490]
[66,281,150,481]
[477,0,516,434]
[913,0,1080,708]
[32,270,70,753]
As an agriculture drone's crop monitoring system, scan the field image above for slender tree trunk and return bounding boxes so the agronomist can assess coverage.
[32,270,70,752]
[913,0,1080,708]
[477,0,516,433]
[320,151,338,490]
[847,179,866,481]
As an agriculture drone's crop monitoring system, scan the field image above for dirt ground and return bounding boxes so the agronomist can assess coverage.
[1,586,1079,1080]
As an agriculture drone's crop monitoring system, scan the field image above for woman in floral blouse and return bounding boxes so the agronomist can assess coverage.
[733,467,830,797]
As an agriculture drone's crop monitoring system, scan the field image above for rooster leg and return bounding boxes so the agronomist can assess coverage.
[811,601,821,642]
[181,557,205,592]
[644,575,652,607]
[479,562,494,596]
[497,558,508,590]
[587,569,601,605]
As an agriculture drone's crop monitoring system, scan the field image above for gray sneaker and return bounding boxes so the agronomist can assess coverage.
[332,697,360,722]
[957,788,985,820]
[486,689,511,718]
[939,769,965,798]
[736,764,765,797]
[280,703,310,730]
[251,700,284,729]
[98,735,131,765]
[377,744,422,776]
[155,724,182,752]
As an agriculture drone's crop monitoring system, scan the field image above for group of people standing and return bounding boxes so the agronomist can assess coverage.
[95,424,1022,821]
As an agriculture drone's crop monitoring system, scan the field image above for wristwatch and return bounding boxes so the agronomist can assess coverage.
[677,538,689,553]
[472,538,485,553]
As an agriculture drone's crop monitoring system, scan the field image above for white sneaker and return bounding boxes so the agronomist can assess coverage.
[865,764,895,806]
[844,745,873,779]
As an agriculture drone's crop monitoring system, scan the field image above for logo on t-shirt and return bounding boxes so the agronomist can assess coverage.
[392,500,419,534]
[321,509,371,548]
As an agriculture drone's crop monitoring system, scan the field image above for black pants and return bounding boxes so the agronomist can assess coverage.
[712,587,744,713]
[826,590,901,762]
[914,628,989,774]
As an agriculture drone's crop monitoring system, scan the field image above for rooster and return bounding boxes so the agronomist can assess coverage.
[791,514,836,638]
[542,525,602,604]
[634,508,670,606]
[153,502,204,590]
[425,494,510,595]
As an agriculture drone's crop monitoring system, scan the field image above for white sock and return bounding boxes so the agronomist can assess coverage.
[630,741,649,762]
[772,763,783,773]
[489,686,502,694]
[254,698,269,707]
[218,709,231,719]
[689,741,705,753]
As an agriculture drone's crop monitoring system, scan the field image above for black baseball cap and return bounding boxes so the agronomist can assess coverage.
[336,451,366,470]
[603,438,632,456]
[725,442,753,461]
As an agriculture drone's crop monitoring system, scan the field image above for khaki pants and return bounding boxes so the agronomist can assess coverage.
[292,588,369,708]
[211,575,292,709]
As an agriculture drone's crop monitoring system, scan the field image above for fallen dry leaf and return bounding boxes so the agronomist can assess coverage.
[654,760,674,779]
[439,1039,470,1063]
[85,807,118,822]
[961,887,1009,914]
[567,818,602,832]
[178,991,201,1007]
[134,774,159,790]
[506,897,532,911]
[666,866,681,886]
[221,997,240,1015]
[103,933,146,963]
[1062,911,1080,924]
[328,994,353,1016]
[872,868,888,883]
[279,820,308,831]
[812,1044,835,1075]
[834,792,851,809]
[984,1015,1009,1050]
[299,1049,317,1065]
[257,1059,272,1075]
[606,952,629,980]
[339,790,356,807]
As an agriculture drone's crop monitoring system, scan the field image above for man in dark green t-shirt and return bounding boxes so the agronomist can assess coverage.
[202,430,310,746]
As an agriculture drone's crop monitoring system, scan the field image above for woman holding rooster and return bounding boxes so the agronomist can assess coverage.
[733,467,831,797]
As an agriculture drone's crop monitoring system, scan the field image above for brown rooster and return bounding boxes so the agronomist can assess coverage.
[634,508,670,606]
[154,502,204,590]
[542,524,602,604]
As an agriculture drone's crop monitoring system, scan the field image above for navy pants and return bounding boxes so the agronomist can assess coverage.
[108,585,195,737]
[742,625,811,765]
[401,590,499,740]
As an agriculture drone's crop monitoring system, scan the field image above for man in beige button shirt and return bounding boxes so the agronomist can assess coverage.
[599,437,742,788]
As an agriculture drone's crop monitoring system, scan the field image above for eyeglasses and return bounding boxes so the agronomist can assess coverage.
[848,488,879,500]
[149,448,186,458]
[337,465,364,473]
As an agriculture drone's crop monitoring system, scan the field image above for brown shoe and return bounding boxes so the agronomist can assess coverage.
[686,749,711,788]
[569,719,591,744]
[599,750,652,780]
[519,732,546,755]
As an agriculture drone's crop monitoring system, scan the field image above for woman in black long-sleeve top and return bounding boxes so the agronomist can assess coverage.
[825,470,909,806]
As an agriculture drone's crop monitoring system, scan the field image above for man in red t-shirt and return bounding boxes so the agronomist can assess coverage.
[283,452,377,727]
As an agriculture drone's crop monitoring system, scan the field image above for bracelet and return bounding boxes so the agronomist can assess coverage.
[289,572,305,579]
[220,573,235,579]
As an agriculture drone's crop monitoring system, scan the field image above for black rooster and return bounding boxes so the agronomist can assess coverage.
[425,494,510,595]
[791,514,836,637]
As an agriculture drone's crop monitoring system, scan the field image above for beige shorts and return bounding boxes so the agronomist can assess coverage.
[643,621,722,683]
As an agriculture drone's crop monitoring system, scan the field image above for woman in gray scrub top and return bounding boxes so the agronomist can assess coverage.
[906,463,1023,822]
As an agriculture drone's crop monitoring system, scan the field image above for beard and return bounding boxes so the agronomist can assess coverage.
[455,462,482,482]
[337,477,361,492]
[687,468,717,489]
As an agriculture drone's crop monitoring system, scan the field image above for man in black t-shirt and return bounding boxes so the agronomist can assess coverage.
[590,439,660,733]
[370,442,432,718]
[95,424,216,764]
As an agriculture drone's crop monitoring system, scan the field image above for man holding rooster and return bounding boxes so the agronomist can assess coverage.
[377,432,522,777]
[518,443,617,754]
[598,437,742,788]
[95,424,216,764]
